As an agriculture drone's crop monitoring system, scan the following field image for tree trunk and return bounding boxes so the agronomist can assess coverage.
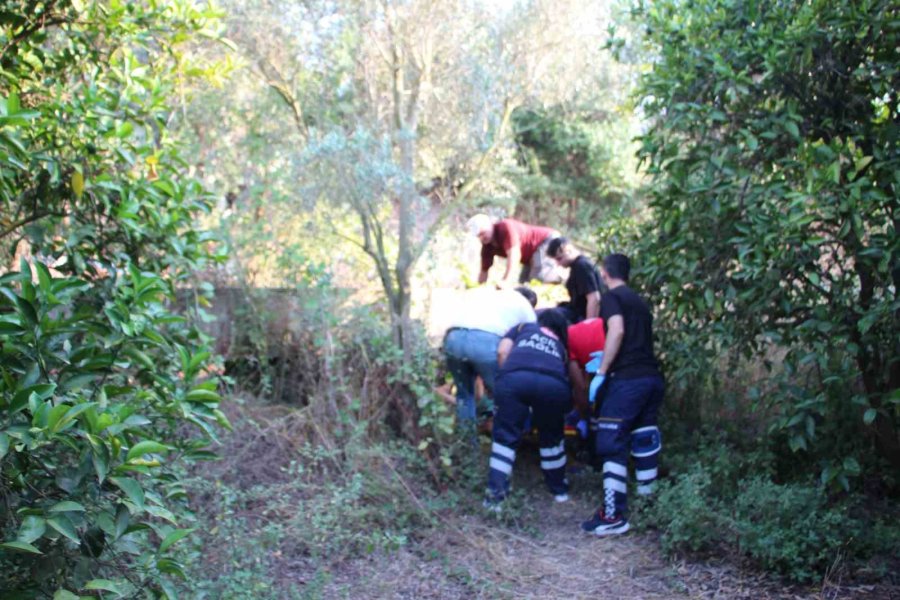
[852,248,900,471]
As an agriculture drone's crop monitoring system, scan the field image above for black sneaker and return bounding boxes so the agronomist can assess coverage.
[581,510,630,536]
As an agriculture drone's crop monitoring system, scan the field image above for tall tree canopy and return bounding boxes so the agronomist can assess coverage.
[190,0,640,347]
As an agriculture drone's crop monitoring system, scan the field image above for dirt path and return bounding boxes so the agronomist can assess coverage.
[305,458,897,600]
[201,403,896,600]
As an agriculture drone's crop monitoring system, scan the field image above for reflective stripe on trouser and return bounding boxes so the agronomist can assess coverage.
[603,460,628,517]
[488,369,572,499]
[594,375,664,516]
[487,441,516,500]
[632,425,661,495]
[539,441,567,495]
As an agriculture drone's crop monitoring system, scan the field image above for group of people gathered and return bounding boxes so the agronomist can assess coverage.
[442,214,664,536]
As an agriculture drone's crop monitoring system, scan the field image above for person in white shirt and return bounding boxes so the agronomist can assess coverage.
[442,287,537,423]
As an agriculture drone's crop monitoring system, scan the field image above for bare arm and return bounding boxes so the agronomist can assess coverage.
[501,246,521,284]
[599,314,624,375]
[497,338,513,367]
[568,360,590,417]
[478,269,489,284]
[585,291,600,320]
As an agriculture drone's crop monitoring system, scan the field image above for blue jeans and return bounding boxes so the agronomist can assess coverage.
[443,328,501,422]
[594,375,664,517]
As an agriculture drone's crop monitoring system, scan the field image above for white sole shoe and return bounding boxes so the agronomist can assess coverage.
[588,520,630,536]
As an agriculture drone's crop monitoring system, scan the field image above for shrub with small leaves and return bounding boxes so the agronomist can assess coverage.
[731,477,849,582]
[651,465,723,555]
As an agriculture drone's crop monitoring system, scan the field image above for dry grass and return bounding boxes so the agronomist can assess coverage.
[184,399,900,600]
[292,453,899,599]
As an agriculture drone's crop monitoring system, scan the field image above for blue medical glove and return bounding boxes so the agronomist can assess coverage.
[585,351,604,374]
[588,373,606,405]
[576,419,588,439]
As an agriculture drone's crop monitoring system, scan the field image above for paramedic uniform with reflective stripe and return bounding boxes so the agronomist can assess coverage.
[595,285,664,519]
[487,323,571,500]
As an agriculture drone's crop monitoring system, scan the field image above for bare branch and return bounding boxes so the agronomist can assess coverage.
[410,96,517,265]
[1,210,67,240]
[256,57,309,139]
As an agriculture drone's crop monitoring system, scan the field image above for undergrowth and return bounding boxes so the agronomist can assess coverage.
[201,283,900,592]
[637,428,900,584]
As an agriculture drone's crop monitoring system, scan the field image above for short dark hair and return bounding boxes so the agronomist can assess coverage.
[546,237,567,258]
[514,286,538,308]
[538,308,569,353]
[603,253,631,281]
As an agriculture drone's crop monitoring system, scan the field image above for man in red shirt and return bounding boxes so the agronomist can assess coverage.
[467,214,564,285]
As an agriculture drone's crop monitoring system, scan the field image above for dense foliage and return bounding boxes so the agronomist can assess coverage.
[637,431,899,582]
[2,0,896,594]
[1,1,228,596]
[610,0,900,582]
[628,0,899,483]
[511,106,637,229]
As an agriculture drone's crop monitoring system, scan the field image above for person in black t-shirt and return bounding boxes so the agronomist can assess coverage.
[547,237,601,323]
[580,253,664,537]
[484,309,572,509]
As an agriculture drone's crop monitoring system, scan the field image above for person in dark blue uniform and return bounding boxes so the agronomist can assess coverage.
[581,253,664,536]
[485,309,573,508]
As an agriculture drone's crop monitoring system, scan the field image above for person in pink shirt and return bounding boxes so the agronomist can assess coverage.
[467,214,564,285]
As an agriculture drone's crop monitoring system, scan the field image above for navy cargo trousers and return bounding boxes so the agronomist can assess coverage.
[487,369,572,500]
[594,375,664,518]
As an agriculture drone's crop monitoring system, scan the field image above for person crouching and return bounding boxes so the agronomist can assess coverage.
[484,309,573,509]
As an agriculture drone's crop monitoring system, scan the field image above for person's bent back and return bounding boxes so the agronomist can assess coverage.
[442,287,536,424]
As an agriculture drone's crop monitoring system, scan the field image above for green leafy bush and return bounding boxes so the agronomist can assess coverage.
[620,0,900,484]
[732,477,849,582]
[0,1,230,596]
[652,465,723,554]
[610,0,900,581]
[648,433,899,583]
[511,107,635,229]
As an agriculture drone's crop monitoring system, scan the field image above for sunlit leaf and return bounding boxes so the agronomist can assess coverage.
[71,171,85,199]
[126,441,170,462]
